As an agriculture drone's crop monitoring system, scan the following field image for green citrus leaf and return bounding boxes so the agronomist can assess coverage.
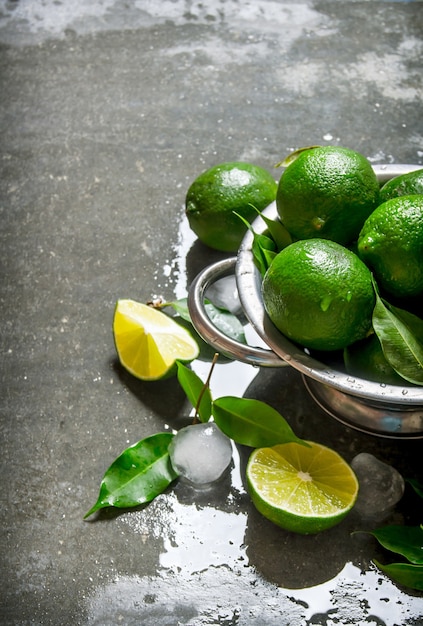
[251,234,276,276]
[84,433,178,519]
[387,302,423,343]
[275,145,321,168]
[373,560,423,591]
[211,396,309,448]
[372,281,423,384]
[234,211,276,276]
[262,218,292,252]
[369,525,423,564]
[163,297,192,322]
[204,301,246,345]
[176,361,212,423]
[252,233,277,276]
[406,477,423,499]
[250,205,292,251]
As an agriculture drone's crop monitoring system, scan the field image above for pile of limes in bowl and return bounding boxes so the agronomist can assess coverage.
[185,148,423,387]
[183,151,423,535]
[111,150,422,537]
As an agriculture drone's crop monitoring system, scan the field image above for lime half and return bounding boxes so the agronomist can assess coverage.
[113,299,199,380]
[246,441,358,534]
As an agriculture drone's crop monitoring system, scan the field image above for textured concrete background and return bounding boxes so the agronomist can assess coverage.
[0,1,422,624]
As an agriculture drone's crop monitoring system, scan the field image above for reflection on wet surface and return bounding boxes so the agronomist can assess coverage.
[87,566,423,625]
[87,487,423,625]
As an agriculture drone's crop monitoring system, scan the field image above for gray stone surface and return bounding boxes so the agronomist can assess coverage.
[0,1,422,624]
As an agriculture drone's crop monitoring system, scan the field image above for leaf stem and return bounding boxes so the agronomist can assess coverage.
[146,297,167,309]
[193,352,219,424]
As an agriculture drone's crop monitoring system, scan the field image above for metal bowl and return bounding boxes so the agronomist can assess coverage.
[188,164,423,438]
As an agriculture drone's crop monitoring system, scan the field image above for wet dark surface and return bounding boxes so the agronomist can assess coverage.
[1,1,423,624]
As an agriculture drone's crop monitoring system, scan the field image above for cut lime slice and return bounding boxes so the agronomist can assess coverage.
[246,441,358,534]
[113,299,199,381]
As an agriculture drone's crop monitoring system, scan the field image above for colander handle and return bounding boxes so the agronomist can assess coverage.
[187,257,286,367]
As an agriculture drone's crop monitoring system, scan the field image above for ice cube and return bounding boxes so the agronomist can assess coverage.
[169,422,233,485]
[205,275,242,316]
[351,452,405,520]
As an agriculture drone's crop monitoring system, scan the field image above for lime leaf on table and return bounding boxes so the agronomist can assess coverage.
[212,396,308,448]
[84,433,178,519]
[246,441,358,534]
[373,561,423,592]
[113,299,199,380]
[369,525,423,564]
[176,361,212,423]
[371,281,423,384]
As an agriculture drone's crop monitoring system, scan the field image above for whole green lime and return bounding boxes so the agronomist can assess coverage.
[276,146,380,246]
[344,333,405,385]
[185,162,277,252]
[262,239,375,351]
[357,194,423,298]
[379,168,423,204]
